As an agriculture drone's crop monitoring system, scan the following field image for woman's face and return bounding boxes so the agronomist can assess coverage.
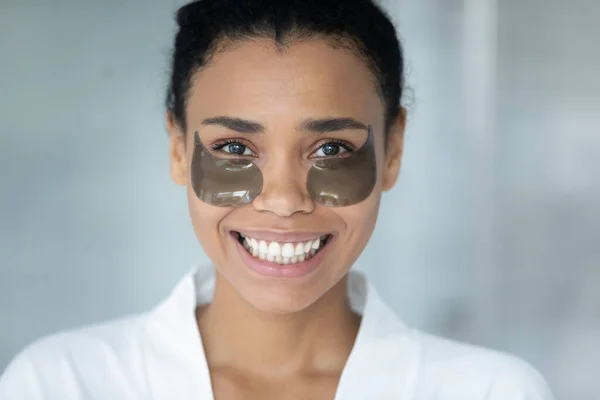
[167,38,404,314]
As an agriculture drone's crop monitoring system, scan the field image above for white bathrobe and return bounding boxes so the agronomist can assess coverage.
[0,266,554,399]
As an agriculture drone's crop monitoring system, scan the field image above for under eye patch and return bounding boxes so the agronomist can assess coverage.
[190,126,376,207]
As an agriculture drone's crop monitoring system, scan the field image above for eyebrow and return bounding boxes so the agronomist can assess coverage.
[201,116,369,134]
[202,116,264,134]
[299,118,368,133]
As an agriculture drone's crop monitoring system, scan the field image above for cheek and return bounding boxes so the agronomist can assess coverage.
[335,191,382,250]
[186,188,230,258]
[354,195,381,228]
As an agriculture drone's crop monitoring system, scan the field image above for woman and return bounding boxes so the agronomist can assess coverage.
[0,0,554,399]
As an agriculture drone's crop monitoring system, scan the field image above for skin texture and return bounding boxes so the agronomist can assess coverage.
[166,38,405,399]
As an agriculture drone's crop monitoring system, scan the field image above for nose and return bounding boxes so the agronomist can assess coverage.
[252,157,315,217]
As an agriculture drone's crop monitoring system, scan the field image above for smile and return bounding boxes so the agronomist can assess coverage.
[234,232,331,265]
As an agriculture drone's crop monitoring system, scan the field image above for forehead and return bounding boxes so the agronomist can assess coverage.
[185,38,385,128]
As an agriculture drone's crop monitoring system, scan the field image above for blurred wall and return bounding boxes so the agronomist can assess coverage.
[1,1,598,398]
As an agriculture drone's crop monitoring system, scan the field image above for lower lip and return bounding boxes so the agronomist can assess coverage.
[234,235,332,279]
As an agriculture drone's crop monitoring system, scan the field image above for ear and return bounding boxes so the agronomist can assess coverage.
[166,111,188,186]
[381,107,407,192]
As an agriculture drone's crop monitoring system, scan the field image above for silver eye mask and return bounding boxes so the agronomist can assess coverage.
[190,126,376,207]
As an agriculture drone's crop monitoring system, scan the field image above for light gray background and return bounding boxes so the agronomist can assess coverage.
[1,1,598,398]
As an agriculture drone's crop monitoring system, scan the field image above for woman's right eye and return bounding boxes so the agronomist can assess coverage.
[211,140,256,156]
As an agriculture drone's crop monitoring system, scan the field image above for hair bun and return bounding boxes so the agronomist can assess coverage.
[176,1,209,28]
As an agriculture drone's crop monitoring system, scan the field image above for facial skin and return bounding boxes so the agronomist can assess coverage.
[167,38,405,316]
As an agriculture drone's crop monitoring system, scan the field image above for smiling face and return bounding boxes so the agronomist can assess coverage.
[167,38,405,314]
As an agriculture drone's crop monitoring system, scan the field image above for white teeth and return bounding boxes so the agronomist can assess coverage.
[239,233,329,265]
[267,242,281,257]
[259,240,268,253]
[294,243,304,256]
[311,238,320,250]
[303,241,312,252]
[282,243,295,258]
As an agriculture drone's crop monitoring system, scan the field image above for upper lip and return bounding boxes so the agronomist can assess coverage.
[233,229,332,243]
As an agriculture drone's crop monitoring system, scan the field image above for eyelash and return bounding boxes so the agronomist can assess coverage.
[313,140,356,153]
[209,139,356,155]
[210,139,256,154]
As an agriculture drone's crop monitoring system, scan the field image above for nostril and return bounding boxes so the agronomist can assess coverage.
[251,184,314,216]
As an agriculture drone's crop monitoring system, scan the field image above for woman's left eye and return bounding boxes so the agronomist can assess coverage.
[312,142,353,158]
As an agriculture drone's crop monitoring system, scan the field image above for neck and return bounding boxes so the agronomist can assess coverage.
[196,272,361,377]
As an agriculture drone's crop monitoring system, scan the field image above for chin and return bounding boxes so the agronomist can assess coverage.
[239,283,326,315]
[218,256,339,315]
